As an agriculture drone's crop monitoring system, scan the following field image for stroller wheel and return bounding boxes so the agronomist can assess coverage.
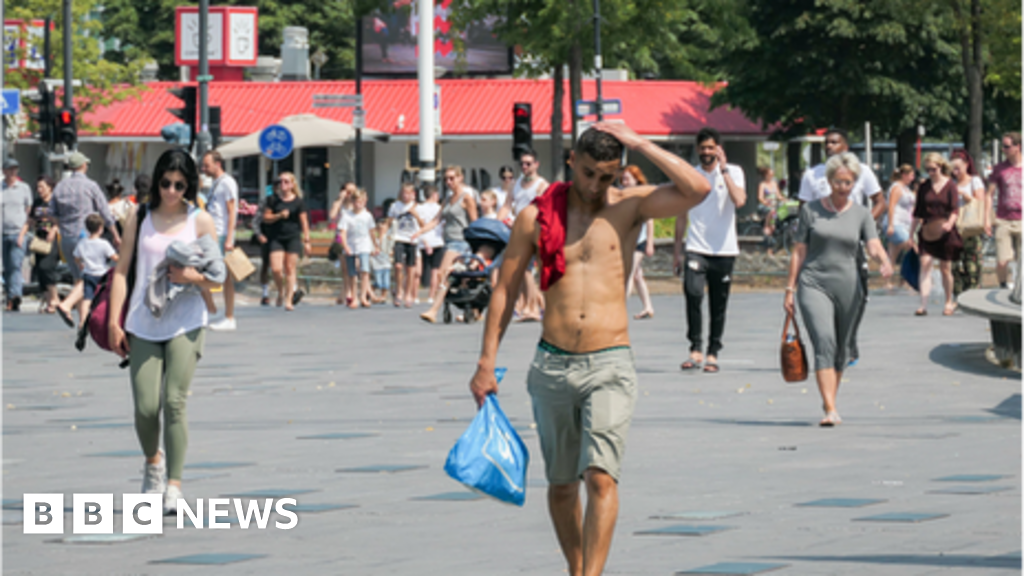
[463,310,474,324]
[443,304,452,324]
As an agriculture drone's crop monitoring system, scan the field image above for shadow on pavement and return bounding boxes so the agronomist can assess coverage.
[987,393,1022,420]
[772,552,1021,570]
[703,419,814,427]
[928,342,1018,379]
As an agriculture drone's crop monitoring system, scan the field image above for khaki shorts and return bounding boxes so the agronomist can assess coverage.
[995,218,1021,264]
[526,344,638,485]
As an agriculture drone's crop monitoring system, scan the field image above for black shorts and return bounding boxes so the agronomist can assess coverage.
[636,240,649,254]
[421,248,444,272]
[393,241,418,268]
[269,236,303,255]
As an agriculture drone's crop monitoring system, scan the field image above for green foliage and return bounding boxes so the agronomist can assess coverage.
[654,217,675,239]
[100,0,390,81]
[5,0,147,134]
[712,0,966,141]
[984,0,1022,100]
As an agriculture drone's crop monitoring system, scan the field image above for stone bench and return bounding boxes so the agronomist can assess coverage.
[957,288,1021,370]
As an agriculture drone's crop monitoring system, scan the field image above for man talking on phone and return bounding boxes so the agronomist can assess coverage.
[673,127,746,374]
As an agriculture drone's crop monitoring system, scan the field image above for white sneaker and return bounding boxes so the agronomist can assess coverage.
[163,484,183,516]
[141,452,166,494]
[209,317,237,331]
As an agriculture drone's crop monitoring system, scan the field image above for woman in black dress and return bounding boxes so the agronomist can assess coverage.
[911,153,962,316]
[262,172,310,311]
[28,176,60,313]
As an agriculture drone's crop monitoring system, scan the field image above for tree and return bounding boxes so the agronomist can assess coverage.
[984,0,1021,102]
[5,0,147,134]
[101,0,389,81]
[712,0,965,144]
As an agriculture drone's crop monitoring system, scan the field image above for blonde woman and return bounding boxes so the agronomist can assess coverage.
[785,152,892,426]
[262,172,311,311]
[910,153,962,316]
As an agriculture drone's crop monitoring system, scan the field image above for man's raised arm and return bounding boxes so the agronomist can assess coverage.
[593,123,710,220]
[469,206,539,406]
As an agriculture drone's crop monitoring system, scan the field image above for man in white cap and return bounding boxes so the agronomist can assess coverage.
[51,152,120,327]
[2,157,33,311]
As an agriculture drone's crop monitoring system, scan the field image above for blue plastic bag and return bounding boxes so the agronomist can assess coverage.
[444,368,529,506]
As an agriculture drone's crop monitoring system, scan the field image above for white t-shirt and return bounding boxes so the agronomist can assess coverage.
[340,210,376,254]
[388,200,420,243]
[73,237,117,277]
[686,163,744,257]
[956,175,985,206]
[415,202,445,248]
[207,174,239,239]
[798,162,882,207]
[512,176,547,216]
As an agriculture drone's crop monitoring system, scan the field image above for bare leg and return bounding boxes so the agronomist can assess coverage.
[939,259,955,312]
[269,251,285,307]
[548,482,583,576]
[202,290,216,314]
[393,264,406,306]
[284,253,299,311]
[359,271,373,306]
[996,260,1010,286]
[521,272,543,320]
[886,243,900,289]
[918,252,934,313]
[581,468,620,576]
[58,280,84,318]
[816,368,841,415]
[631,253,654,318]
[420,251,460,322]
[223,274,235,319]
[45,285,59,311]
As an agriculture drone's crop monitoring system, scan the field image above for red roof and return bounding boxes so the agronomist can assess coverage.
[85,79,766,139]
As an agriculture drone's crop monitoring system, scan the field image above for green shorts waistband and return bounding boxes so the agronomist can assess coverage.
[538,339,631,356]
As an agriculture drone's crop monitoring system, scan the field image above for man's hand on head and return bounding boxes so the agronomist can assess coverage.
[593,122,646,151]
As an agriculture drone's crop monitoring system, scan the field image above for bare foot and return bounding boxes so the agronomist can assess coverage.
[420,312,436,324]
[634,309,654,320]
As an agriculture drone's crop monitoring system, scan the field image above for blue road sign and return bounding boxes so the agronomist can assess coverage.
[259,124,294,160]
[2,89,20,114]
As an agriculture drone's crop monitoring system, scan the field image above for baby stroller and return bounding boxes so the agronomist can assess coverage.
[442,218,510,324]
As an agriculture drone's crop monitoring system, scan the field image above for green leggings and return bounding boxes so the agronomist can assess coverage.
[128,328,205,481]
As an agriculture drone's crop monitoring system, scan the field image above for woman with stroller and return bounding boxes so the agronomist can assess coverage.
[415,165,479,323]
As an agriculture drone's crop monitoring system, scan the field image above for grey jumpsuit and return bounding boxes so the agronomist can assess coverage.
[795,201,878,372]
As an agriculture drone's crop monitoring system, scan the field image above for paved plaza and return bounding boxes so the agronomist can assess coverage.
[2,290,1020,575]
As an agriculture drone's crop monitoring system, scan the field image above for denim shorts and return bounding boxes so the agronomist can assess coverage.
[82,273,104,301]
[445,240,471,255]
[888,225,910,245]
[346,253,371,276]
[373,269,391,291]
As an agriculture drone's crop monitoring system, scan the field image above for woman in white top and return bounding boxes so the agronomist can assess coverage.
[950,149,986,296]
[108,149,222,515]
[620,165,656,319]
[885,164,916,289]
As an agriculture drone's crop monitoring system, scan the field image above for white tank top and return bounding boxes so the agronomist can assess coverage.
[125,207,208,341]
[511,176,546,216]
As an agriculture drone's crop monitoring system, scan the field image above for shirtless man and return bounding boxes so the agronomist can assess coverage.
[470,123,710,576]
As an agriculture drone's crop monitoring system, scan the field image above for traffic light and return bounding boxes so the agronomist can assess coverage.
[167,85,197,150]
[209,106,222,149]
[30,84,56,148]
[512,102,532,161]
[55,107,77,149]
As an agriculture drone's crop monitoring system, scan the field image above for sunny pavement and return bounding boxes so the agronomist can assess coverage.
[2,289,1020,575]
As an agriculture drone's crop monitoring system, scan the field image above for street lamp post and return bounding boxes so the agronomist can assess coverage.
[593,0,603,122]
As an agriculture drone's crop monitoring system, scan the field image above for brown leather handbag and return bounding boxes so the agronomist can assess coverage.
[780,310,808,383]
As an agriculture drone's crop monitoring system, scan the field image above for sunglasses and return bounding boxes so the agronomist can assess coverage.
[160,179,187,192]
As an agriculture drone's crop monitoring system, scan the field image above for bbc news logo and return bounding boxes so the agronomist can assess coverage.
[22,494,299,534]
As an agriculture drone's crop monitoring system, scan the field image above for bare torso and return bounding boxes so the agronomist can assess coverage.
[539,189,642,352]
